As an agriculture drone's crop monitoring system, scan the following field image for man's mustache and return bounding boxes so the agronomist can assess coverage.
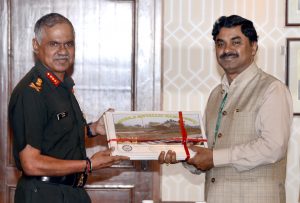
[54,55,69,60]
[220,52,239,59]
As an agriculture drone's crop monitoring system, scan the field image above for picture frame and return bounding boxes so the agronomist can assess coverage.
[286,0,300,26]
[104,111,207,160]
[286,38,300,115]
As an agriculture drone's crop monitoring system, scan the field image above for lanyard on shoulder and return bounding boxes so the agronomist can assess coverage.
[213,92,228,147]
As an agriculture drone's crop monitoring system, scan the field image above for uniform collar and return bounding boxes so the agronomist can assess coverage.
[35,61,75,90]
[63,76,75,90]
[221,62,259,93]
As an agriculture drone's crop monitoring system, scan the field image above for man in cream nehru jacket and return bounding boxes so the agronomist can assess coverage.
[159,15,293,203]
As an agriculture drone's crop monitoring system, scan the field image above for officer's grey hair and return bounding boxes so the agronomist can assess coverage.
[34,13,75,43]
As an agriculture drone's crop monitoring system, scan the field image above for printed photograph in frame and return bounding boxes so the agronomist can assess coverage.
[286,0,300,26]
[286,38,300,115]
[104,111,207,160]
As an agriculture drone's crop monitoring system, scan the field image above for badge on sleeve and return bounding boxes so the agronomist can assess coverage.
[57,111,68,120]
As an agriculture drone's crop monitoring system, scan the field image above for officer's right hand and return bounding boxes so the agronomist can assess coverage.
[158,150,178,165]
[90,148,129,170]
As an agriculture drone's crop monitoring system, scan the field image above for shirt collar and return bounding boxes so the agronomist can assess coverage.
[221,62,259,93]
[35,60,75,90]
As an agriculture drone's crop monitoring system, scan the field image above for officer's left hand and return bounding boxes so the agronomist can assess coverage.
[186,144,214,171]
[90,108,114,136]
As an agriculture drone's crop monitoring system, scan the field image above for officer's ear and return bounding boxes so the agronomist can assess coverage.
[32,38,40,54]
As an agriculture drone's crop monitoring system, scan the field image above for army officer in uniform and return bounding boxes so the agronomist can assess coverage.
[8,13,129,203]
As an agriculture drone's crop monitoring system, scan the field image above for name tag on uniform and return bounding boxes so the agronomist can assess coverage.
[57,111,68,120]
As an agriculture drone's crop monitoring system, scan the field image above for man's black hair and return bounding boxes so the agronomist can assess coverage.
[212,15,258,43]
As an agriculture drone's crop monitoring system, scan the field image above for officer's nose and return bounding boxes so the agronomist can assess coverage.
[57,44,68,54]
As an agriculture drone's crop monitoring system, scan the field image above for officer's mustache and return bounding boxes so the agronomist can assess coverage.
[220,52,239,59]
[54,55,69,60]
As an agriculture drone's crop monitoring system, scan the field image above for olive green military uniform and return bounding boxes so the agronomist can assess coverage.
[9,61,91,203]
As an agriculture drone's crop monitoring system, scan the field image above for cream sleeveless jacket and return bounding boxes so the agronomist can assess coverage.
[205,64,291,203]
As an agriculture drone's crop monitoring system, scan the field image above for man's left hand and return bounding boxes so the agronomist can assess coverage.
[187,144,214,171]
[89,108,114,136]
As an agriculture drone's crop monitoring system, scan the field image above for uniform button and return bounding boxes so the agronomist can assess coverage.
[235,109,240,112]
[33,188,38,192]
[211,178,215,183]
[222,111,227,116]
[217,133,222,138]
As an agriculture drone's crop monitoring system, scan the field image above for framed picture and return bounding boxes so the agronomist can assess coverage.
[286,0,300,26]
[104,111,207,160]
[286,38,300,115]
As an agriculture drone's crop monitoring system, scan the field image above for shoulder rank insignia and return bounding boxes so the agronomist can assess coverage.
[46,72,61,87]
[29,77,43,92]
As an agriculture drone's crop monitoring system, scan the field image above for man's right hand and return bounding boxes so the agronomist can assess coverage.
[19,145,129,176]
[90,148,129,170]
[158,150,178,165]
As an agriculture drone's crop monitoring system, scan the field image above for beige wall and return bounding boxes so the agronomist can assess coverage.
[162,0,300,202]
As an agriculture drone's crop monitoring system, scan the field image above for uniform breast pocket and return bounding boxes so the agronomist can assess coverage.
[52,111,74,134]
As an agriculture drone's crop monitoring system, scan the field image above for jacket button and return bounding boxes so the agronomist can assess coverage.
[235,108,240,112]
[222,111,227,116]
[217,133,222,138]
[211,178,215,183]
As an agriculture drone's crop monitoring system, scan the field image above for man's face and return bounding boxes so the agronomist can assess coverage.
[32,23,75,77]
[214,25,257,79]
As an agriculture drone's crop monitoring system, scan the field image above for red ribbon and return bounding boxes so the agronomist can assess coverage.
[178,111,190,161]
[108,138,207,143]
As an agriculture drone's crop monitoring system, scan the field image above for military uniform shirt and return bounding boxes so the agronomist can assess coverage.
[9,63,86,170]
[9,61,90,203]
[9,61,87,170]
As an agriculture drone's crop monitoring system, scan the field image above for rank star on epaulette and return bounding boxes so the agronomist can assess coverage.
[29,82,42,92]
[35,78,43,87]
[29,77,43,92]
